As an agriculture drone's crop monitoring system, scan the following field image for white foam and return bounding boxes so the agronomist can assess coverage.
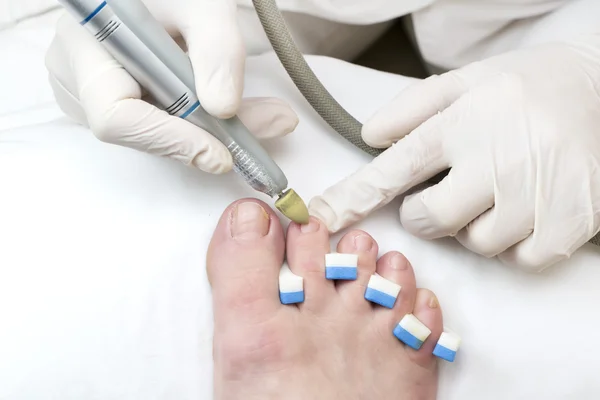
[367,273,401,297]
[437,332,461,351]
[399,314,431,341]
[325,253,358,268]
[279,262,304,293]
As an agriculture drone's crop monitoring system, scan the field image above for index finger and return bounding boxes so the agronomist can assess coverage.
[308,112,451,233]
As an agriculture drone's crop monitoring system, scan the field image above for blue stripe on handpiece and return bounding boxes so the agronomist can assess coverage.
[80,1,107,25]
[180,101,201,119]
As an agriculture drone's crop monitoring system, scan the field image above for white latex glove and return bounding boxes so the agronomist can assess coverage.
[310,33,600,272]
[45,1,298,173]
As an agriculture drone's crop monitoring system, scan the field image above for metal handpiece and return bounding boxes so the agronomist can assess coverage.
[58,0,288,197]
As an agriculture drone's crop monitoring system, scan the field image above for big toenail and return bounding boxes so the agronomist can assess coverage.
[300,217,319,233]
[232,202,270,238]
[353,234,373,251]
[390,254,408,270]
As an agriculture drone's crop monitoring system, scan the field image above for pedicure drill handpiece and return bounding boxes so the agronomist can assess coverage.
[58,0,309,224]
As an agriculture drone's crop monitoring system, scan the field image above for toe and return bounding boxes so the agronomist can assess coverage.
[207,199,285,325]
[371,252,417,330]
[334,230,378,312]
[406,289,444,367]
[286,216,333,312]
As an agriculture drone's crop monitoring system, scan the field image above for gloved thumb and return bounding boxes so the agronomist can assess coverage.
[180,1,245,119]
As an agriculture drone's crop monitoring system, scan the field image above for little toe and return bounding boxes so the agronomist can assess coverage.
[370,252,417,331]
[286,216,333,312]
[207,199,285,326]
[405,289,444,367]
[334,231,378,312]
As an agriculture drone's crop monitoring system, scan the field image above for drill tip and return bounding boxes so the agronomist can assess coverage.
[275,188,309,224]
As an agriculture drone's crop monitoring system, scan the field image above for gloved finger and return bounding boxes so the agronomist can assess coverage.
[497,165,599,272]
[45,15,86,125]
[50,14,232,173]
[48,72,88,127]
[236,97,299,140]
[362,60,502,149]
[454,172,535,258]
[399,164,494,239]
[96,96,298,171]
[180,1,245,119]
[47,13,296,143]
[47,14,296,173]
[92,98,234,173]
[362,72,467,148]
[308,107,451,233]
[75,57,233,173]
[497,232,576,273]
[50,58,296,148]
[455,206,533,258]
[80,80,296,173]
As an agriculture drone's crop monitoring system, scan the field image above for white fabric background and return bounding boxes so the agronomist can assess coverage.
[2,8,600,400]
[0,1,392,62]
[412,0,600,70]
[5,0,595,71]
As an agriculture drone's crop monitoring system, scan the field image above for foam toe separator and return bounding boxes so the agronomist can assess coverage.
[325,253,358,280]
[364,273,401,308]
[393,314,431,350]
[433,331,461,362]
[279,262,304,305]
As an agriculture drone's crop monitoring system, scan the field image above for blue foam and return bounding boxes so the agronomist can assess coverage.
[433,344,457,362]
[325,266,357,280]
[364,287,397,309]
[279,291,304,305]
[393,325,424,350]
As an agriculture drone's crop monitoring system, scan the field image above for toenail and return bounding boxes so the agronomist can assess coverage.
[428,295,439,309]
[231,202,270,239]
[300,217,320,233]
[353,234,373,252]
[390,253,408,270]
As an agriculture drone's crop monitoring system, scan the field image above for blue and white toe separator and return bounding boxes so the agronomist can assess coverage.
[393,314,431,350]
[279,262,304,305]
[364,273,401,309]
[433,330,461,362]
[325,253,358,280]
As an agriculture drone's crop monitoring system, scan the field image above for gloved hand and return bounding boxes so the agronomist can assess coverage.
[45,1,298,174]
[310,33,600,272]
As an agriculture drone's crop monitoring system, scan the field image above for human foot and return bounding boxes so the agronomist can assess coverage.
[207,199,451,400]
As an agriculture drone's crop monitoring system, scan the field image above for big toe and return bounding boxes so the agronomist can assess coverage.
[207,199,285,325]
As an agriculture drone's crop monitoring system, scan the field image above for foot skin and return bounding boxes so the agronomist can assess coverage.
[207,199,443,400]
